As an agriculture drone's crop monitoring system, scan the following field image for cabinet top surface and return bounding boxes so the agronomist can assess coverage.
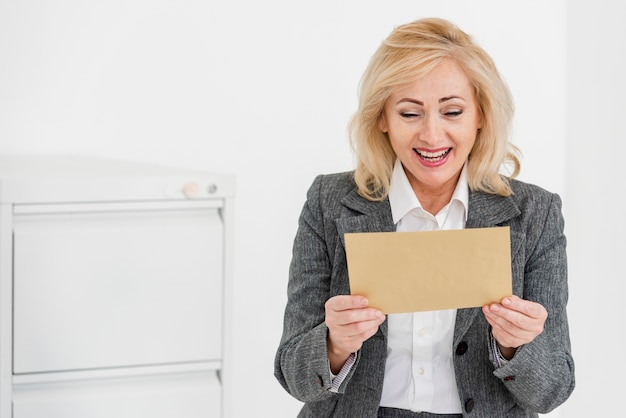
[0,156,235,203]
[0,156,227,178]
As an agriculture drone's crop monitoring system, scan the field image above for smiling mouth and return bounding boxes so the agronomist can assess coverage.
[414,148,451,163]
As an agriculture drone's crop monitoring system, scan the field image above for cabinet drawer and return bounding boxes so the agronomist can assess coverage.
[13,203,224,374]
[13,370,222,418]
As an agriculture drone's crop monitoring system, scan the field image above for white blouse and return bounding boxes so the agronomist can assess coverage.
[379,159,467,414]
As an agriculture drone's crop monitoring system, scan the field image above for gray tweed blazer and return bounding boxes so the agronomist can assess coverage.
[275,171,575,418]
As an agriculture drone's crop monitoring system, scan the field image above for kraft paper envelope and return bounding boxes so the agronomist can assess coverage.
[345,226,512,314]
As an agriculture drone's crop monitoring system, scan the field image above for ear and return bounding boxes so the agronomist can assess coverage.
[378,114,388,133]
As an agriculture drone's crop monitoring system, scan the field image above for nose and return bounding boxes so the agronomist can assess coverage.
[419,114,440,145]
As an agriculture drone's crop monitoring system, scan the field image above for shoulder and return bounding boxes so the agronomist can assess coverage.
[508,178,563,211]
[306,171,357,204]
[468,178,564,229]
[504,178,566,240]
[310,171,356,191]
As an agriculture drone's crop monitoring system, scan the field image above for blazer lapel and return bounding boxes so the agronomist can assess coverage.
[454,190,522,344]
[335,189,395,240]
[335,189,394,336]
[465,190,520,229]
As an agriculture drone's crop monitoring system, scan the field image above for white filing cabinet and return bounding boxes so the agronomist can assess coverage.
[0,156,234,418]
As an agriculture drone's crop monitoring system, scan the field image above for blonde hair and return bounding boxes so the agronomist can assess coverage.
[349,17,520,201]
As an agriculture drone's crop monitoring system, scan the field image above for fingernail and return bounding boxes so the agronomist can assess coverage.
[502,298,511,306]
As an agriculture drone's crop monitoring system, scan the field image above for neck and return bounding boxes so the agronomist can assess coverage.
[417,193,452,216]
[410,177,460,216]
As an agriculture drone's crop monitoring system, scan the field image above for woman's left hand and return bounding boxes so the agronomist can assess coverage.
[482,295,548,359]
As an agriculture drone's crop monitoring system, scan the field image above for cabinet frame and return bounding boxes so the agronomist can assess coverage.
[0,158,234,418]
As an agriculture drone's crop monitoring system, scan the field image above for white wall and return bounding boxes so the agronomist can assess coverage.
[0,1,594,417]
[560,1,626,416]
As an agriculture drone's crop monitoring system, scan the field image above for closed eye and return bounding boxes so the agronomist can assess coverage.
[445,110,463,117]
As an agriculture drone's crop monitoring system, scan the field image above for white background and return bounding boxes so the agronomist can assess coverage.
[0,0,622,416]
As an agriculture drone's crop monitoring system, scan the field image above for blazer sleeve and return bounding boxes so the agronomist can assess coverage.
[274,175,357,404]
[494,191,575,413]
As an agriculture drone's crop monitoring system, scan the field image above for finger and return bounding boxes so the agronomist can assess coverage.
[325,295,368,312]
[491,320,534,348]
[327,307,385,329]
[325,298,384,333]
[328,317,384,353]
[483,311,526,346]
[484,304,531,332]
[482,308,515,333]
[500,296,547,321]
[483,305,544,347]
[492,329,525,350]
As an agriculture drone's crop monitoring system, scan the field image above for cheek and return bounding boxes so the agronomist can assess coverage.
[453,126,479,146]
[465,132,478,147]
[459,133,478,155]
[387,134,413,159]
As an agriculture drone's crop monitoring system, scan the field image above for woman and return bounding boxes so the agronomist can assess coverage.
[275,17,574,417]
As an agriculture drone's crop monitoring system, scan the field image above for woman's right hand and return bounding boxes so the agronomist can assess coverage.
[324,295,385,373]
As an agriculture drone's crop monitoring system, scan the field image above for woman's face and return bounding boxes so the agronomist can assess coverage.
[379,59,482,196]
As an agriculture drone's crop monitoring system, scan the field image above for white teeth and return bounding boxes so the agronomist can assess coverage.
[415,148,450,160]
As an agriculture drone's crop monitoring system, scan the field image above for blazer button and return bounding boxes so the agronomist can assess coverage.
[455,341,468,355]
[465,398,475,413]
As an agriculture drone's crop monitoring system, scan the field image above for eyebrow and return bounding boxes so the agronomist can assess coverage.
[396,96,465,106]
